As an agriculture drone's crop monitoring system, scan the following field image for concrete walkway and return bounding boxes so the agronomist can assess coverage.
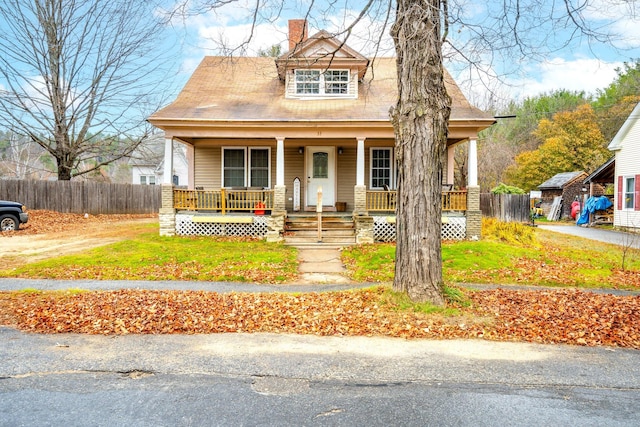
[536,224,640,249]
[293,246,355,285]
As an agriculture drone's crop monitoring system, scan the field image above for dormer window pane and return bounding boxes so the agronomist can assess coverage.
[295,70,320,94]
[324,70,348,94]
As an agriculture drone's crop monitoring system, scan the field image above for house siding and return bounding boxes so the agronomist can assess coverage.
[193,140,276,190]
[336,146,356,210]
[194,146,221,189]
[613,114,640,228]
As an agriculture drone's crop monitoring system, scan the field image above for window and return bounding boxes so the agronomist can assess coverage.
[222,147,271,188]
[324,70,348,94]
[250,149,270,188]
[295,70,320,94]
[624,176,635,210]
[139,175,155,185]
[295,69,349,96]
[223,149,245,187]
[370,148,393,189]
[172,175,179,186]
[312,152,329,178]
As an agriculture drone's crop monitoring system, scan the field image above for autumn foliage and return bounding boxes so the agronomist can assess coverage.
[1,287,638,349]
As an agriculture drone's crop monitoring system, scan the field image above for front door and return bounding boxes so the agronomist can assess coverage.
[306,146,335,208]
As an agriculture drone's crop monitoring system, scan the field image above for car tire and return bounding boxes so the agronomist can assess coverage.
[0,214,19,231]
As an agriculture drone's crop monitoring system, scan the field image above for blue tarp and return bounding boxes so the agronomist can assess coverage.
[576,196,613,225]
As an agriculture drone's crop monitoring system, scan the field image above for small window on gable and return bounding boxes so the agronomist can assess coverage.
[324,70,348,94]
[295,69,349,96]
[295,70,320,94]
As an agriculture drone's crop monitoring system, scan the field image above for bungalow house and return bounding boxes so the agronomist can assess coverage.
[608,102,640,230]
[148,20,495,243]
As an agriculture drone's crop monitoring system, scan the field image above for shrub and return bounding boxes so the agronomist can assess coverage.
[491,183,526,194]
[482,217,537,246]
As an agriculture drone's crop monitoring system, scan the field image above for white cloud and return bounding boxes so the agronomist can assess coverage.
[576,0,640,50]
[510,57,622,100]
[197,22,288,55]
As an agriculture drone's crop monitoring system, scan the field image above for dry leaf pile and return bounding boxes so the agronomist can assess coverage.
[3,210,156,236]
[1,287,638,349]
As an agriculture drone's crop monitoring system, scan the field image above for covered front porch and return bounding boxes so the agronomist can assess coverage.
[159,134,482,242]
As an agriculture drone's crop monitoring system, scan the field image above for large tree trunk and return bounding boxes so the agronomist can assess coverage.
[390,0,451,304]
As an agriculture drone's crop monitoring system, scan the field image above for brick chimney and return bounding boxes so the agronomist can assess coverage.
[288,19,308,51]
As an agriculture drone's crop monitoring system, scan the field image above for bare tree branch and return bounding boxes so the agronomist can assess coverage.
[0,0,177,180]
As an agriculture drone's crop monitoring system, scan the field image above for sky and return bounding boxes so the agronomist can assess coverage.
[161,0,640,110]
[1,0,638,121]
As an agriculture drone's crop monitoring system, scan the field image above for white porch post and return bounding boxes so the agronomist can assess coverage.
[273,137,286,212]
[467,138,478,187]
[447,145,455,185]
[276,137,285,186]
[163,137,174,185]
[356,137,365,186]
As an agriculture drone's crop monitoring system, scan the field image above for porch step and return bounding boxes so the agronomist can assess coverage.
[284,214,356,246]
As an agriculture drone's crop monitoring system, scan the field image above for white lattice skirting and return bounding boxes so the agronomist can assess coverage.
[176,214,268,237]
[373,216,466,242]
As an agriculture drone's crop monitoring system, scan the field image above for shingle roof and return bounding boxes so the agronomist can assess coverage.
[538,171,587,190]
[149,56,493,123]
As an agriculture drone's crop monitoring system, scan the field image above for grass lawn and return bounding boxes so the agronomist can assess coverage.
[342,220,640,290]
[2,218,639,290]
[0,233,299,284]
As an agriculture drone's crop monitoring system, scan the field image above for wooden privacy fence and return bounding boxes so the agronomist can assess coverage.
[0,179,161,214]
[480,193,531,223]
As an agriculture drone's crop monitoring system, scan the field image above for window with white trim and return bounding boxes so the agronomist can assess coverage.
[222,147,271,188]
[295,69,349,96]
[139,175,156,185]
[624,176,635,210]
[370,148,393,189]
[323,70,349,94]
[250,149,270,188]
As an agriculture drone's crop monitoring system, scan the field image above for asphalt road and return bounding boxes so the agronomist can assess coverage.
[2,328,640,426]
[536,224,640,249]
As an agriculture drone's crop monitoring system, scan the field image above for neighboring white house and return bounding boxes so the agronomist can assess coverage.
[131,136,189,187]
[608,102,640,230]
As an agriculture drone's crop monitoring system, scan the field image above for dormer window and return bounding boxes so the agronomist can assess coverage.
[324,70,349,94]
[295,69,349,96]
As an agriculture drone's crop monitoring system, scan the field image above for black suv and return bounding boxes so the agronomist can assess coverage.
[0,200,29,231]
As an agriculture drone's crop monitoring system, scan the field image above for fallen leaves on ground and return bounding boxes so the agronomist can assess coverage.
[1,286,638,349]
[1,210,156,236]
[27,260,298,284]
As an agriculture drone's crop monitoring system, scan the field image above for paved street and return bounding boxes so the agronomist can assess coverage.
[537,224,640,249]
[2,224,640,425]
[2,328,640,426]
